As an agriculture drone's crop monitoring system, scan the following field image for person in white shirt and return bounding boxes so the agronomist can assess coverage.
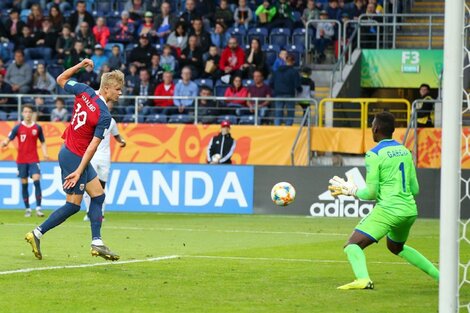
[84,101,126,221]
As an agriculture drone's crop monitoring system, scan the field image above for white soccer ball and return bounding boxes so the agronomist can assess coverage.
[271,182,296,206]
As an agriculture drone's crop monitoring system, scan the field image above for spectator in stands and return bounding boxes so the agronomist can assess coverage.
[202,45,221,81]
[242,38,267,79]
[211,22,230,50]
[33,97,49,121]
[155,2,178,45]
[50,98,68,122]
[314,10,335,63]
[108,45,126,71]
[179,35,203,79]
[219,37,245,81]
[152,71,175,115]
[129,33,158,69]
[16,25,36,50]
[5,50,32,94]
[78,62,99,89]
[248,70,272,122]
[68,0,95,34]
[91,44,109,74]
[272,49,287,72]
[5,9,25,46]
[149,54,164,85]
[224,75,249,115]
[255,0,277,29]
[291,0,307,13]
[0,73,15,113]
[111,11,135,44]
[270,0,295,30]
[215,0,234,28]
[179,0,201,29]
[416,83,434,128]
[298,66,316,116]
[349,0,366,19]
[125,63,140,95]
[46,0,72,14]
[27,3,44,33]
[270,54,301,126]
[64,40,88,69]
[174,66,198,114]
[76,22,95,56]
[302,0,320,27]
[234,0,253,29]
[30,18,57,63]
[368,0,384,14]
[160,45,176,73]
[198,85,219,124]
[327,0,342,21]
[207,120,236,164]
[0,59,6,76]
[190,17,211,53]
[32,63,56,94]
[125,0,148,20]
[138,11,157,42]
[55,23,75,64]
[48,5,64,31]
[166,22,189,56]
[93,17,111,48]
[195,0,216,27]
[133,68,156,109]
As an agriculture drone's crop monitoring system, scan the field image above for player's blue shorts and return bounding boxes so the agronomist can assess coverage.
[17,163,41,178]
[59,145,97,195]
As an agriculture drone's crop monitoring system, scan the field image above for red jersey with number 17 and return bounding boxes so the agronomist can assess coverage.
[61,80,111,157]
[8,122,45,163]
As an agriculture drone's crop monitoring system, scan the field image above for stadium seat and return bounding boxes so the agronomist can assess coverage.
[247,27,269,45]
[122,114,145,123]
[216,115,238,125]
[48,64,64,79]
[106,13,121,27]
[168,114,194,124]
[0,111,7,121]
[20,9,30,23]
[194,79,214,89]
[215,84,229,98]
[105,42,125,59]
[0,42,14,63]
[155,43,163,54]
[115,0,127,11]
[145,114,168,124]
[242,79,253,87]
[269,28,291,47]
[7,112,18,121]
[227,27,246,46]
[293,28,313,50]
[238,115,260,125]
[286,44,305,66]
[125,43,138,61]
[262,44,280,66]
[94,0,113,15]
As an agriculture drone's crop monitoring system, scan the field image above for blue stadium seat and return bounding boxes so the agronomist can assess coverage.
[94,0,113,15]
[194,78,214,89]
[106,13,121,27]
[227,27,246,46]
[286,44,305,66]
[215,84,229,98]
[216,115,238,125]
[0,111,7,121]
[122,114,145,123]
[0,42,14,62]
[115,0,127,11]
[168,114,194,124]
[145,114,168,123]
[238,115,259,125]
[7,112,18,121]
[262,44,280,65]
[269,28,291,47]
[20,9,30,23]
[48,64,64,79]
[292,11,302,23]
[293,28,313,49]
[242,79,253,87]
[247,27,269,45]
[105,42,125,59]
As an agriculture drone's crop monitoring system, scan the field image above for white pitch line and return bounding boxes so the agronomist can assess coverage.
[0,255,179,276]
[1,223,347,237]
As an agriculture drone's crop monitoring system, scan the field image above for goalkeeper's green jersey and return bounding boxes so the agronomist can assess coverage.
[356,139,419,216]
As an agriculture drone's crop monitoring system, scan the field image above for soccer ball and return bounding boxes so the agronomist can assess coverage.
[271,182,296,206]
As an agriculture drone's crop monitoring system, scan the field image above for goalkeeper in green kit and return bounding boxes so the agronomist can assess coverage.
[328,112,439,290]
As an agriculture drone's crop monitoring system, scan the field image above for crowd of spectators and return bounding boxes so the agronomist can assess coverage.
[0,0,386,125]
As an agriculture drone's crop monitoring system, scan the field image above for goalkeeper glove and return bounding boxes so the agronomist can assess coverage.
[328,174,358,197]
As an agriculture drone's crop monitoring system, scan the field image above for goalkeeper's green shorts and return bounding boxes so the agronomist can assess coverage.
[355,206,417,243]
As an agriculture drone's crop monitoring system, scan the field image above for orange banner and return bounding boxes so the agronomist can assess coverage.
[0,122,300,166]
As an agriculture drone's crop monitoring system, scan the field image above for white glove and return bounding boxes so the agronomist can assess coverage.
[328,175,358,197]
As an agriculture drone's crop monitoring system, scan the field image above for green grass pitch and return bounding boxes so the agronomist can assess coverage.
[0,210,463,313]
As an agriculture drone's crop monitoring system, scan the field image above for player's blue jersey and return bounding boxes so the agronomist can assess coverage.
[61,80,111,157]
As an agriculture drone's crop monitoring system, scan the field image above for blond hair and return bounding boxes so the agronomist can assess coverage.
[100,70,125,89]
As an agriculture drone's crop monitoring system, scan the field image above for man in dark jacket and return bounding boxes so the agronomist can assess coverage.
[207,120,237,164]
[270,54,301,126]
[68,0,95,34]
[129,33,158,69]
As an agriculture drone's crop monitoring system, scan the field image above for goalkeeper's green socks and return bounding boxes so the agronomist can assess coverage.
[344,244,370,279]
[398,245,440,281]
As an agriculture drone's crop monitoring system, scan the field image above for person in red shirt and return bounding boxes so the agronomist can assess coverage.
[224,75,249,115]
[25,59,124,262]
[219,37,245,79]
[92,17,110,48]
[152,71,175,115]
[1,105,49,217]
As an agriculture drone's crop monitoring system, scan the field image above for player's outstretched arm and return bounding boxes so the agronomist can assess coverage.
[56,59,94,88]
[63,137,102,189]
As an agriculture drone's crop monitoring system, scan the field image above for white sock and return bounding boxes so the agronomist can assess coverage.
[33,228,43,239]
[91,239,104,246]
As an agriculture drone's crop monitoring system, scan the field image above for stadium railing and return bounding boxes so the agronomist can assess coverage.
[304,19,342,65]
[0,93,318,127]
[291,106,312,166]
